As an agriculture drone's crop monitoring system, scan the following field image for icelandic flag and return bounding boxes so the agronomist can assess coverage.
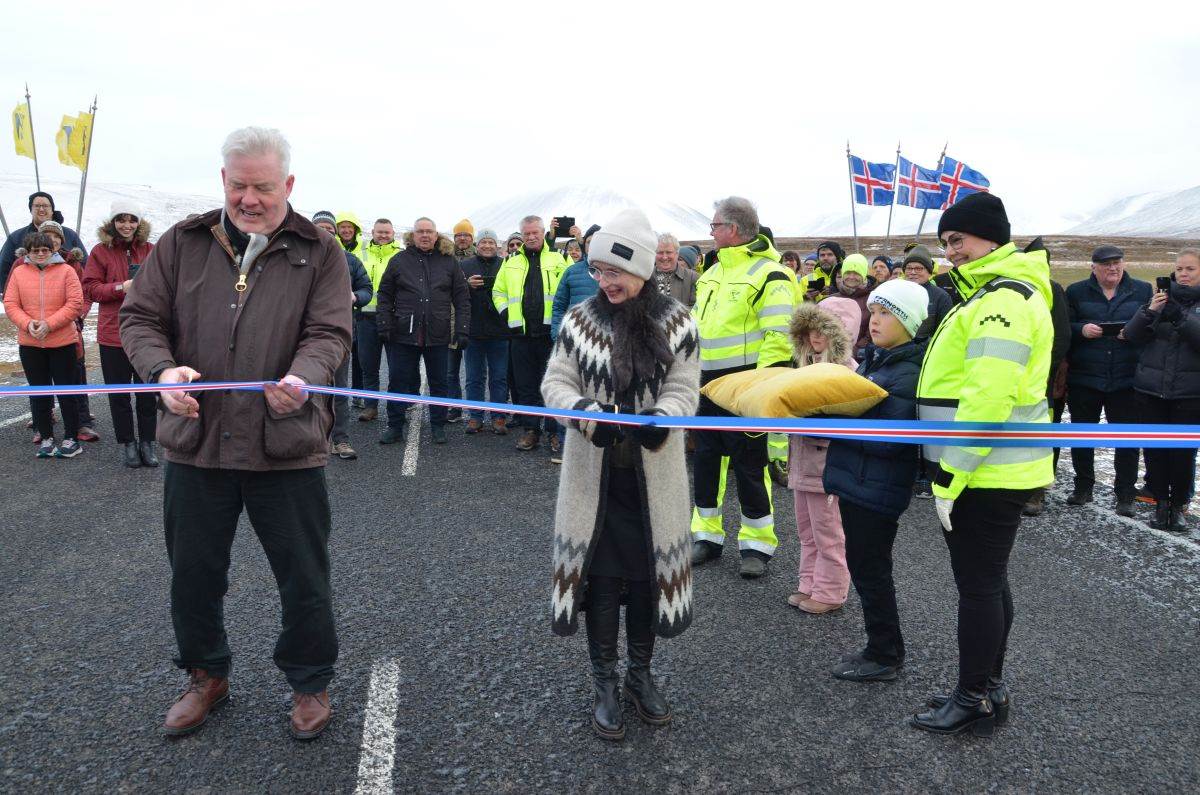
[939,157,990,208]
[896,156,943,209]
[849,155,896,206]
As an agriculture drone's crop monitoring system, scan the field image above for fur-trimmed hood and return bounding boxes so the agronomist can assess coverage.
[96,219,151,247]
[789,301,855,366]
[402,231,455,256]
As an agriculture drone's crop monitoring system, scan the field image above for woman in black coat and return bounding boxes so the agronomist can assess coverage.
[1123,248,1200,532]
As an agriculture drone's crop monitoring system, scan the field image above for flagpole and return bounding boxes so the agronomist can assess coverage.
[76,96,97,233]
[25,84,41,191]
[915,140,947,238]
[0,200,9,237]
[846,141,859,253]
[884,140,900,256]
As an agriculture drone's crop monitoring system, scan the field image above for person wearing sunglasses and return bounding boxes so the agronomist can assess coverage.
[3,232,86,458]
[912,192,1054,736]
[543,208,699,741]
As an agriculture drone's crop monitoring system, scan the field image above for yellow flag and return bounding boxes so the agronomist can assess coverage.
[68,110,92,168]
[56,114,79,168]
[12,102,34,159]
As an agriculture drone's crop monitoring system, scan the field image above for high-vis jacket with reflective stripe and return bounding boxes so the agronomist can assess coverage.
[359,238,402,312]
[693,234,796,380]
[916,242,1055,499]
[492,244,568,332]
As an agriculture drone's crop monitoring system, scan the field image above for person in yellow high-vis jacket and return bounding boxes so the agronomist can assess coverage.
[690,197,797,578]
[352,218,403,421]
[910,193,1054,737]
[492,215,568,452]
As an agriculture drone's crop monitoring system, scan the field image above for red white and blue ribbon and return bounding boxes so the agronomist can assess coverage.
[3,381,1200,448]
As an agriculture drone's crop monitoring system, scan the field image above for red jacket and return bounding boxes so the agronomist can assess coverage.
[82,221,153,347]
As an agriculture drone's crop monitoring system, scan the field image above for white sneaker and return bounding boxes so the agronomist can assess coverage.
[55,438,83,458]
[36,438,56,458]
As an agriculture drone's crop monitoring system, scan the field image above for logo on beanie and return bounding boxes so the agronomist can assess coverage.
[610,242,634,261]
[872,296,909,322]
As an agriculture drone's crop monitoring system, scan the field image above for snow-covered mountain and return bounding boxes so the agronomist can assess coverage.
[469,185,712,239]
[0,174,219,247]
[1066,185,1200,238]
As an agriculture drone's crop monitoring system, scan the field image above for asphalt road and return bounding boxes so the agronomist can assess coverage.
[0,387,1197,793]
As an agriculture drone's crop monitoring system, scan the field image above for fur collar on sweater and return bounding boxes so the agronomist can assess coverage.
[789,302,852,366]
[590,286,676,396]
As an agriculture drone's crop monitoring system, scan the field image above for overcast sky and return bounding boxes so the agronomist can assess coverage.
[2,0,1197,231]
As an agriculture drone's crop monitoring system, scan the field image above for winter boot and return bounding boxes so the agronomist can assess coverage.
[584,581,625,741]
[911,685,996,737]
[1021,489,1045,517]
[1153,502,1171,530]
[623,586,672,726]
[927,677,1010,726]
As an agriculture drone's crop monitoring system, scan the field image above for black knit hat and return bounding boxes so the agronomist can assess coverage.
[312,210,336,227]
[28,191,54,211]
[816,240,845,263]
[937,193,1010,246]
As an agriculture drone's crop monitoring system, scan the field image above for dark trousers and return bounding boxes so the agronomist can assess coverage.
[584,575,654,656]
[75,354,91,422]
[331,353,351,444]
[1139,393,1200,505]
[19,344,80,440]
[1068,386,1139,498]
[447,346,463,401]
[839,500,904,667]
[693,420,772,535]
[163,462,337,692]
[98,344,156,444]
[464,338,509,419]
[943,488,1032,693]
[384,342,449,429]
[351,325,363,392]
[509,334,555,434]
[1050,395,1065,471]
[355,313,384,409]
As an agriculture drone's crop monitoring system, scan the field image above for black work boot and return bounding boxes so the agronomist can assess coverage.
[1066,488,1093,506]
[690,540,721,566]
[123,441,141,468]
[623,590,672,726]
[1153,503,1171,530]
[1168,503,1189,534]
[911,686,996,736]
[584,584,624,741]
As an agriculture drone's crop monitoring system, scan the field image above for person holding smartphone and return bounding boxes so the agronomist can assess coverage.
[1063,246,1152,515]
[460,229,512,434]
[1122,249,1200,532]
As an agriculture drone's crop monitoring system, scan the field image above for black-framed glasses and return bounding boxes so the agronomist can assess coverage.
[939,233,965,250]
[709,221,732,232]
[587,265,623,282]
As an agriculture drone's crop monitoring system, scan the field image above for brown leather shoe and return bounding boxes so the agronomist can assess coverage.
[516,429,539,451]
[491,417,508,435]
[291,691,331,740]
[357,406,377,422]
[163,669,229,736]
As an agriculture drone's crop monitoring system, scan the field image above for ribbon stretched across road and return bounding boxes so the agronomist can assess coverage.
[3,381,1200,448]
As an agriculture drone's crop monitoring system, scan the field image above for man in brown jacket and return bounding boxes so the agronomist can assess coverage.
[119,127,351,741]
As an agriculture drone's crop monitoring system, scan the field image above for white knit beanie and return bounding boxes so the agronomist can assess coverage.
[867,278,929,338]
[586,208,656,280]
[109,198,143,222]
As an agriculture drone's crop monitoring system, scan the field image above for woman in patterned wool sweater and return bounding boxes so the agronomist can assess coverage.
[541,208,700,742]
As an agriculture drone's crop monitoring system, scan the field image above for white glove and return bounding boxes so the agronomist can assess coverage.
[935,496,955,533]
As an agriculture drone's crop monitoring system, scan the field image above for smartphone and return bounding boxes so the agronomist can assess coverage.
[1157,276,1172,292]
[553,216,575,237]
[1100,322,1124,337]
[809,277,826,292]
[128,262,141,280]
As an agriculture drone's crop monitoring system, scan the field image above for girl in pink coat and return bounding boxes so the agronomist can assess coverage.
[785,299,861,613]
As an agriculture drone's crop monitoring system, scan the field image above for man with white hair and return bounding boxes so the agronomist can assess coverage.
[120,126,352,741]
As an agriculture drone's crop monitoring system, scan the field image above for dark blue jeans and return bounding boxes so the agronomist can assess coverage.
[355,313,384,409]
[384,342,449,429]
[464,338,509,419]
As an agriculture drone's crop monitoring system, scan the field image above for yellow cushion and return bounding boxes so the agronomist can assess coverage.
[701,363,887,418]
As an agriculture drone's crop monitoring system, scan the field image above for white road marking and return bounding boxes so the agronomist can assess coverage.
[0,412,32,429]
[400,364,427,477]
[353,657,402,795]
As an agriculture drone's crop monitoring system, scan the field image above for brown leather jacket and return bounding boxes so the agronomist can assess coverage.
[119,206,352,471]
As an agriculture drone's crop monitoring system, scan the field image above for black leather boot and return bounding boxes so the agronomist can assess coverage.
[1168,503,1189,534]
[623,584,672,726]
[123,442,141,468]
[138,441,160,468]
[584,580,624,741]
[926,677,1010,726]
[911,686,996,736]
[1153,503,1171,530]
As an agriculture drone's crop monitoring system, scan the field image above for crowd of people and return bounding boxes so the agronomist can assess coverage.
[1,125,1197,745]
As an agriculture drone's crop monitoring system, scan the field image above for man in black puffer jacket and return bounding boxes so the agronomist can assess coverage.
[376,218,470,445]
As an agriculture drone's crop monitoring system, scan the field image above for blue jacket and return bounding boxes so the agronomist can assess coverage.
[550,258,599,339]
[1,221,87,294]
[1065,272,1151,393]
[823,340,925,519]
[347,251,373,309]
